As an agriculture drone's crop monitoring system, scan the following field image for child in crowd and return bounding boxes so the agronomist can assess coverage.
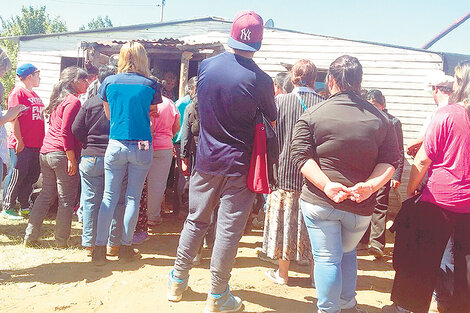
[2,63,45,220]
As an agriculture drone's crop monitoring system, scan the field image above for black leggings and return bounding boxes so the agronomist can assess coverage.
[391,198,470,313]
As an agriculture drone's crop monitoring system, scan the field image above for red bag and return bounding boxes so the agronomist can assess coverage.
[247,122,272,194]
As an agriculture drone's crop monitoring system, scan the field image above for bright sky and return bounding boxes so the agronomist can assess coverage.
[2,0,470,55]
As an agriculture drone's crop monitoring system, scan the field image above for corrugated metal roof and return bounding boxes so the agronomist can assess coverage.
[0,16,230,42]
[96,38,184,47]
[80,37,224,54]
[0,15,468,57]
[86,38,184,48]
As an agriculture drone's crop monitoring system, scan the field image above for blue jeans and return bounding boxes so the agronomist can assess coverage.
[95,140,152,246]
[301,200,371,313]
[79,156,127,247]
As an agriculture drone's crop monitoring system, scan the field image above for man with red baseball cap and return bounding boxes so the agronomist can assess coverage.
[167,10,277,312]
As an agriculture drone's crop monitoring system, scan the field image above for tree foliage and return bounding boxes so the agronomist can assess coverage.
[79,16,113,31]
[0,6,67,105]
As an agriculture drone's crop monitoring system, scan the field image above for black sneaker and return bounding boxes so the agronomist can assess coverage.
[54,240,68,249]
[92,245,107,266]
[23,239,41,248]
[118,245,141,263]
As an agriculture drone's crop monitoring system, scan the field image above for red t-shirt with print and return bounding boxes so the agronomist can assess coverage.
[7,86,45,149]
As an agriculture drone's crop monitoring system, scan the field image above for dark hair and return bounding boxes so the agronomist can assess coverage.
[283,74,294,93]
[274,72,294,94]
[98,64,117,83]
[291,59,317,87]
[359,89,369,100]
[451,60,470,104]
[85,61,98,76]
[327,55,363,93]
[274,72,288,89]
[46,66,88,115]
[186,76,198,94]
[434,85,453,94]
[366,89,385,105]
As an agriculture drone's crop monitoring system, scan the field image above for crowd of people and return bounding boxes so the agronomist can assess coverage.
[1,9,470,313]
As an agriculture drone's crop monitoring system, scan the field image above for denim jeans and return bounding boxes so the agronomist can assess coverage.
[301,200,371,313]
[79,156,127,247]
[95,140,152,246]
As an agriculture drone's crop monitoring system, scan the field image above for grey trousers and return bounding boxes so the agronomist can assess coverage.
[147,149,173,221]
[173,170,256,294]
[25,152,79,244]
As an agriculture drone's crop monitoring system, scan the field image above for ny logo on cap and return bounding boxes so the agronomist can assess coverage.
[240,28,251,41]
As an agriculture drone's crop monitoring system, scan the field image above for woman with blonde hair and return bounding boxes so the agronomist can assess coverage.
[92,41,162,265]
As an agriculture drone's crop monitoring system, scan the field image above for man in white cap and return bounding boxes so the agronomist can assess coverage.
[167,10,276,313]
[407,71,454,157]
[403,70,454,313]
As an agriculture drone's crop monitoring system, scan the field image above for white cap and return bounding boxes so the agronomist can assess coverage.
[425,70,454,91]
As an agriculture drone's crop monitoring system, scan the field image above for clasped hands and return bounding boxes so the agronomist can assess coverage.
[323,182,374,204]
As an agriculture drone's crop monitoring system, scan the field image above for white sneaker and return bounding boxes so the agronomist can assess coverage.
[265,269,287,285]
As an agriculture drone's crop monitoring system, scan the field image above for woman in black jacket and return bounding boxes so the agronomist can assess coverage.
[291,55,399,313]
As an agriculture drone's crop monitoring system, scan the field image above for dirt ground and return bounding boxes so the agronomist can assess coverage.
[0,215,430,313]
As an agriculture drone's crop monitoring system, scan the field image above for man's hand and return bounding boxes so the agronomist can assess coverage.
[149,104,159,118]
[4,105,27,122]
[15,140,24,154]
[390,179,401,189]
[67,159,78,176]
[406,141,422,158]
[348,182,374,203]
[323,182,351,203]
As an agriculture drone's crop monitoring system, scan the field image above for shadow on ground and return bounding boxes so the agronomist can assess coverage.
[0,256,175,285]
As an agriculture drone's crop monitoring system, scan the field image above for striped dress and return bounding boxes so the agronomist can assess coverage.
[263,88,324,261]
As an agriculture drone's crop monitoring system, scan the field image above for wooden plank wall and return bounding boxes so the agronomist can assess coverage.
[185,29,443,199]
[16,21,232,105]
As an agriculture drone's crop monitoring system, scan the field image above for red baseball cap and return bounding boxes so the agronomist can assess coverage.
[227,10,264,52]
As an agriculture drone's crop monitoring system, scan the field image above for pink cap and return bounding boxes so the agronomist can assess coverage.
[227,10,264,52]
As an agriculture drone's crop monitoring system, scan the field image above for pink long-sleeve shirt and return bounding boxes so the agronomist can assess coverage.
[40,94,82,156]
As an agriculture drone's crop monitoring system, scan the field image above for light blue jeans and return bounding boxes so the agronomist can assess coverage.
[95,140,152,246]
[301,200,371,313]
[79,156,127,247]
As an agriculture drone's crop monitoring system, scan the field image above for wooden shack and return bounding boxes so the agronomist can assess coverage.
[3,16,469,201]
